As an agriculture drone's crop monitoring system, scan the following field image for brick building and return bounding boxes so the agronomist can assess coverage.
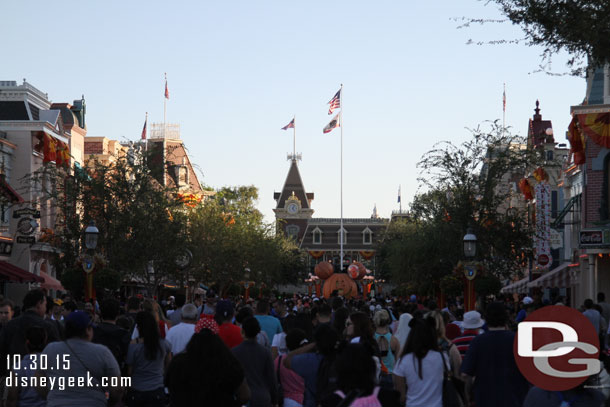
[274,157,388,280]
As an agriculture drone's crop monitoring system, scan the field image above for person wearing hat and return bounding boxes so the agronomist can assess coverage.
[38,311,123,406]
[453,311,485,360]
[515,296,534,323]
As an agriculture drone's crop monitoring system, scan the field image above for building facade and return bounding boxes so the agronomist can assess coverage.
[0,80,83,302]
[274,157,388,281]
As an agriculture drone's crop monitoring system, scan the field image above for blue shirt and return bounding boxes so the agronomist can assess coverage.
[291,353,324,407]
[254,315,282,347]
[461,330,530,407]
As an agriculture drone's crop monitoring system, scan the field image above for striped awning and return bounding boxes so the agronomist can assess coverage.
[527,263,573,289]
[500,276,530,294]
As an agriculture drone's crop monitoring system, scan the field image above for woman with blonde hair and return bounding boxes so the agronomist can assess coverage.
[373,309,400,389]
[426,310,462,379]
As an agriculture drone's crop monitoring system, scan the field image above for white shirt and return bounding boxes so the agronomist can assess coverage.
[393,350,448,407]
[271,332,288,355]
[165,322,195,355]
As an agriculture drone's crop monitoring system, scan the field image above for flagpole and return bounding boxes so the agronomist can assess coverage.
[293,115,296,158]
[145,112,148,153]
[164,73,167,139]
[340,84,344,272]
[503,83,506,138]
[399,185,402,213]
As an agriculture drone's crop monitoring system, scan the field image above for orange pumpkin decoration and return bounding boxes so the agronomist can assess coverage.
[322,273,358,299]
[315,261,334,280]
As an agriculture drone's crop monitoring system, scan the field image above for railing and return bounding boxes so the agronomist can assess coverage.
[150,123,181,140]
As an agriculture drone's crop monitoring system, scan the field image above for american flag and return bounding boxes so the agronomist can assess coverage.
[141,117,147,140]
[281,118,295,130]
[165,80,169,99]
[503,89,506,112]
[328,88,341,115]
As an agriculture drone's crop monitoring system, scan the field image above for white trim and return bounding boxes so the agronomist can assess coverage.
[312,227,322,245]
[362,227,373,245]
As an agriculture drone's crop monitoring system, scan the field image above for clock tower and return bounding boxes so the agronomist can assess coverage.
[273,157,314,242]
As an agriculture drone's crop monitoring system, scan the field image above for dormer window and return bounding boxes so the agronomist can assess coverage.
[362,227,373,245]
[337,227,347,244]
[313,227,322,244]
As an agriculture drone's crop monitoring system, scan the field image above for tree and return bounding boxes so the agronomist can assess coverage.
[30,145,189,298]
[187,186,306,294]
[481,0,610,74]
[378,122,547,294]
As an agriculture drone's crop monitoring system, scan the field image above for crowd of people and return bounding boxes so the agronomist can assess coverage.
[0,288,608,406]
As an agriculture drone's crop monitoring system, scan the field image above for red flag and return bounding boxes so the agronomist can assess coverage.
[43,134,57,163]
[165,80,169,99]
[141,118,147,140]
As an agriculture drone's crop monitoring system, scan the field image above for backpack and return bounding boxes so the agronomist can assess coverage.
[376,334,390,358]
[315,354,338,404]
[335,387,382,407]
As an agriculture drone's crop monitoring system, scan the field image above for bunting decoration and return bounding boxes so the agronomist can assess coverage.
[533,167,548,182]
[568,116,586,165]
[359,250,375,260]
[43,134,57,163]
[577,112,610,148]
[519,178,534,200]
[308,250,325,259]
[55,141,70,168]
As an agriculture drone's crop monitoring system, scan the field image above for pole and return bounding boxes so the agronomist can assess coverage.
[293,115,296,158]
[145,112,148,153]
[340,84,344,271]
[164,73,167,139]
[502,83,506,138]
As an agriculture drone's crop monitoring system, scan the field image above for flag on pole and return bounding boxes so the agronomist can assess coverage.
[141,117,147,140]
[281,118,295,130]
[323,112,341,134]
[328,88,341,115]
[398,186,401,203]
[165,77,169,100]
[503,86,506,112]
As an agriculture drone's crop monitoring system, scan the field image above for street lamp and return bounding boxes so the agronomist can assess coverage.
[463,228,477,259]
[84,221,99,250]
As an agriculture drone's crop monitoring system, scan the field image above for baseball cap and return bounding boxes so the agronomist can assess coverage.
[65,311,91,330]
[523,296,534,305]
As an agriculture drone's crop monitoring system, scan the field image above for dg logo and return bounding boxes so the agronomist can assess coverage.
[514,305,601,391]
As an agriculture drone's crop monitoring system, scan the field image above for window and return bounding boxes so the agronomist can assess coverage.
[546,150,554,161]
[286,225,300,240]
[363,227,373,244]
[337,227,347,244]
[313,227,322,244]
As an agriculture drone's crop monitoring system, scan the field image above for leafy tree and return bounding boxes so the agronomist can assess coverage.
[187,186,305,294]
[30,145,189,298]
[473,0,610,74]
[379,122,548,295]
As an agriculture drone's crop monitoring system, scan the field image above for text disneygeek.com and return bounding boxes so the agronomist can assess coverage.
[5,372,131,391]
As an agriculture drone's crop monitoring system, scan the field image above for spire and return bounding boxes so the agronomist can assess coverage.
[372,204,378,219]
[533,100,542,121]
[274,159,314,210]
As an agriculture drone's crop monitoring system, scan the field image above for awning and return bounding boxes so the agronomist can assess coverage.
[40,271,64,291]
[527,263,573,289]
[0,261,44,283]
[500,276,530,294]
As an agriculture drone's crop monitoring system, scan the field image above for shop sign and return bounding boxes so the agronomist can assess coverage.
[579,229,610,247]
[13,208,40,219]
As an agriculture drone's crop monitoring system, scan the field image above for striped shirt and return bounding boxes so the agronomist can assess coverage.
[453,329,481,359]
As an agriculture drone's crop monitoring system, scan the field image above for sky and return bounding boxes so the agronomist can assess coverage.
[2,1,585,223]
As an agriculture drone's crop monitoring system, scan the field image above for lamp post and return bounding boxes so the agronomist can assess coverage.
[82,221,99,301]
[462,228,478,311]
[463,228,477,259]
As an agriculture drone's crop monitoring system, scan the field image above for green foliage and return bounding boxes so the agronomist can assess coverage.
[478,0,610,74]
[475,274,503,297]
[378,123,546,294]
